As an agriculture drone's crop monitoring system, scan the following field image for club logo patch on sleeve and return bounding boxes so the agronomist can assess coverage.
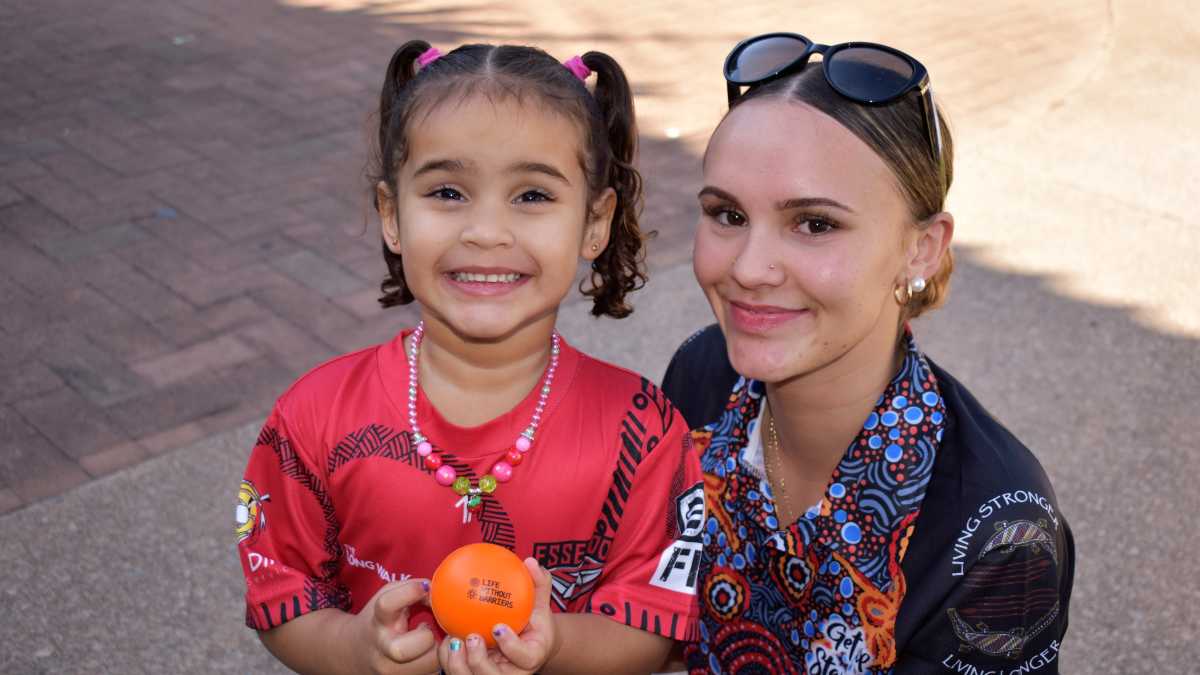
[651,482,705,594]
[235,479,271,544]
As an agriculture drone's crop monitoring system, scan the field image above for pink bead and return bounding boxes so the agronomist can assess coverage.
[417,441,433,457]
[515,436,532,452]
[492,461,513,482]
[434,465,456,486]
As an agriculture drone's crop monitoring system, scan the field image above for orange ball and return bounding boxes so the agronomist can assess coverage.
[430,543,535,647]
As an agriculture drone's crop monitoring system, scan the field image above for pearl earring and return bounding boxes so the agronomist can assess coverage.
[894,276,927,305]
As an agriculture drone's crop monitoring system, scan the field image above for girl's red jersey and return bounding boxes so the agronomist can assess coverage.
[237,329,703,641]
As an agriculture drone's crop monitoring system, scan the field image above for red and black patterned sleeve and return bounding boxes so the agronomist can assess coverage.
[236,404,349,631]
[582,379,705,642]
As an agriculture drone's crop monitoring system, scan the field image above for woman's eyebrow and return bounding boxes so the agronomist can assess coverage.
[698,187,854,214]
[697,186,740,204]
[777,197,855,213]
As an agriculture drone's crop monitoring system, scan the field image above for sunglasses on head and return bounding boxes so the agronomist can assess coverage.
[724,32,944,180]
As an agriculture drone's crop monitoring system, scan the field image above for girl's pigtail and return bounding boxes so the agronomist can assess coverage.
[377,40,430,308]
[580,51,647,318]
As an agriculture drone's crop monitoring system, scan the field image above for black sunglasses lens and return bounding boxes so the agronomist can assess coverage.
[826,47,914,102]
[728,36,811,83]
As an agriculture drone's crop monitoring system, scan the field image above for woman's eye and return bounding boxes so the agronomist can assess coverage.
[713,208,747,228]
[515,189,553,204]
[796,217,835,235]
[428,186,464,201]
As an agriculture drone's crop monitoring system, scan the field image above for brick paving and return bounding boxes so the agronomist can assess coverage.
[0,0,418,510]
[0,0,707,513]
[0,0,1139,515]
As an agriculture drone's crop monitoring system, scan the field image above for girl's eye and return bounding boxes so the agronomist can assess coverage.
[515,189,553,204]
[796,217,836,236]
[428,186,464,201]
[706,206,746,228]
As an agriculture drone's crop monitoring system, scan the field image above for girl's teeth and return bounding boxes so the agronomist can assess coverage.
[452,272,521,283]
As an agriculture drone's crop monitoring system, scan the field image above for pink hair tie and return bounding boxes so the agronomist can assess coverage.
[417,47,442,68]
[562,55,591,82]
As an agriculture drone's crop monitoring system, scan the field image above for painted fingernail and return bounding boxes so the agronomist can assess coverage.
[420,580,430,592]
[492,624,508,637]
[467,635,482,647]
[449,638,462,652]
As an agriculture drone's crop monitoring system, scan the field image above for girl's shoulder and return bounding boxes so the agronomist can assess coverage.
[573,347,659,391]
[274,341,390,417]
[569,346,682,433]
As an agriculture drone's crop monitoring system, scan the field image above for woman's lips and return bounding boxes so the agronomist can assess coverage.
[728,300,809,333]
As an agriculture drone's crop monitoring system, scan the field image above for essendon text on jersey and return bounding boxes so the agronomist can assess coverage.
[533,537,613,567]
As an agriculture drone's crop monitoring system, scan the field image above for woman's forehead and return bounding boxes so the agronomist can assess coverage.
[705,99,899,208]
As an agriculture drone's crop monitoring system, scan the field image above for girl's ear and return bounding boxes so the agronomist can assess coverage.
[905,211,954,283]
[377,181,401,253]
[581,187,616,260]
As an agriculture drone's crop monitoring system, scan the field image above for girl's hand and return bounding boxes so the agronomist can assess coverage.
[438,558,559,675]
[347,578,440,675]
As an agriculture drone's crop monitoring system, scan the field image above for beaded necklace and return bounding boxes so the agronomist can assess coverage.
[406,321,560,524]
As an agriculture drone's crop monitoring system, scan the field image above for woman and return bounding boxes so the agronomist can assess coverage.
[662,33,1074,673]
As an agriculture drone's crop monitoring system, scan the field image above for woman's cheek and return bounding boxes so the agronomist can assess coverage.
[692,226,734,290]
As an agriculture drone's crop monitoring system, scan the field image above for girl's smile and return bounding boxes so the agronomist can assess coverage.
[443,266,530,296]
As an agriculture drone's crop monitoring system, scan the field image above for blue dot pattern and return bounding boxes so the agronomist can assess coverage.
[685,331,947,673]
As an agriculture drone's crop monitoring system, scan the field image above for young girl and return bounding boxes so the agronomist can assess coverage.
[236,42,703,674]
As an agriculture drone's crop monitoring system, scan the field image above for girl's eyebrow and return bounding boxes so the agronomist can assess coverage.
[412,159,570,186]
[413,158,470,177]
[509,161,570,186]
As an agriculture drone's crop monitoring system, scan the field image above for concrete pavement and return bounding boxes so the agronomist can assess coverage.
[2,0,1198,672]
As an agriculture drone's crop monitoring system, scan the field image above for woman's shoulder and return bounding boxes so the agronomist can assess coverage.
[927,359,1060,498]
[662,324,739,430]
[903,359,1074,603]
[896,359,1074,668]
[666,324,729,370]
